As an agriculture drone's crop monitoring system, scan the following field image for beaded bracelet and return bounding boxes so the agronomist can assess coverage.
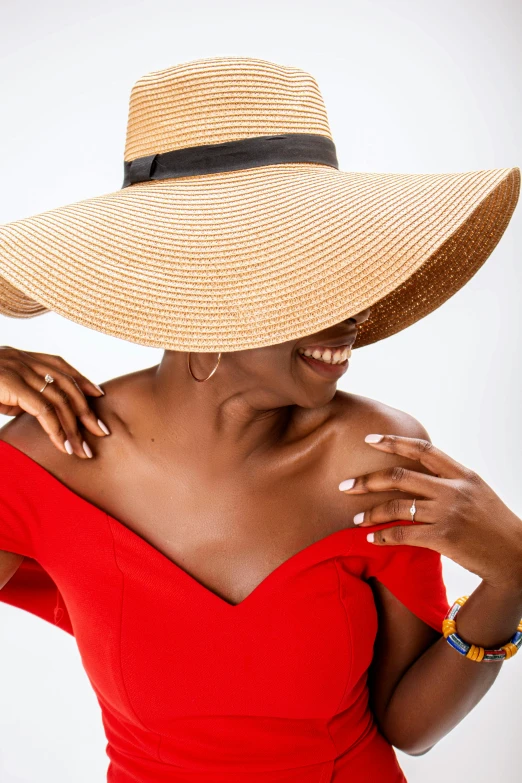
[442,596,522,662]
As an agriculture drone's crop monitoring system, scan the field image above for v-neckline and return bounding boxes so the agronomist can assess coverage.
[1,439,380,611]
[106,511,359,610]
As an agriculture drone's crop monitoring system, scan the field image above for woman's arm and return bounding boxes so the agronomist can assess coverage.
[0,346,108,586]
[340,429,522,756]
[368,576,522,755]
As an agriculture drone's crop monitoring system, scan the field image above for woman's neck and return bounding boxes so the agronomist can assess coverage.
[148,351,294,464]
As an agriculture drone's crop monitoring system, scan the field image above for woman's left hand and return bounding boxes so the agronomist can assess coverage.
[339,434,522,591]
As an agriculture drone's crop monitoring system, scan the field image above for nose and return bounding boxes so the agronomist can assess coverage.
[345,307,372,325]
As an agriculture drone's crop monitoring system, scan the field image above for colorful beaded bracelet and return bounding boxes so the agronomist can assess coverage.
[442,595,522,662]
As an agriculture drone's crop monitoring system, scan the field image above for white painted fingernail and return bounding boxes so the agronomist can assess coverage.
[82,440,93,458]
[353,512,364,525]
[339,479,355,491]
[367,533,375,542]
[94,384,105,395]
[365,433,383,443]
[97,418,110,435]
[64,439,73,455]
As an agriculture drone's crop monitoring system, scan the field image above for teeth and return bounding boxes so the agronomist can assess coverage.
[298,346,352,365]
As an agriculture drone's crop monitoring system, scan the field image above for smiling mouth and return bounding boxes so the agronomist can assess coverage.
[297,345,352,365]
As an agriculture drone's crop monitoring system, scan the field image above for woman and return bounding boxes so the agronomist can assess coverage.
[0,56,521,782]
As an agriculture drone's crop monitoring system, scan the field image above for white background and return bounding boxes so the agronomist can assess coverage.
[0,0,520,780]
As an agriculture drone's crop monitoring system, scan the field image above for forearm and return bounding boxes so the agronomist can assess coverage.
[380,579,522,755]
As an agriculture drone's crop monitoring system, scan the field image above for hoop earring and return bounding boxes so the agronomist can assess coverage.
[187,352,222,382]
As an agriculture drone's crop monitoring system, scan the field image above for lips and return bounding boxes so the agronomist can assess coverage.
[297,349,350,379]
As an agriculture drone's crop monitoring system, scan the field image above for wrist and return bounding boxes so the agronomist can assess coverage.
[452,581,522,651]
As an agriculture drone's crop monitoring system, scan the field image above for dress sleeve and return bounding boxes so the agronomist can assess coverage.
[360,521,451,632]
[0,440,39,558]
[0,440,74,635]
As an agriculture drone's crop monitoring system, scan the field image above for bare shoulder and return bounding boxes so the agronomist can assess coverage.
[0,366,151,474]
[331,389,430,439]
[325,389,432,476]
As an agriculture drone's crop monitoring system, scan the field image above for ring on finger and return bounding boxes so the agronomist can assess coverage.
[410,498,417,523]
[39,373,55,393]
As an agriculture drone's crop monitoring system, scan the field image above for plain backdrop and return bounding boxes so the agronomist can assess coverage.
[0,1,520,780]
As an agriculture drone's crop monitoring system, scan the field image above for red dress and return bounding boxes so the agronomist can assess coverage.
[0,440,450,782]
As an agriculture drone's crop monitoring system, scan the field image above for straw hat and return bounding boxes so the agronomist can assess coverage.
[0,56,519,352]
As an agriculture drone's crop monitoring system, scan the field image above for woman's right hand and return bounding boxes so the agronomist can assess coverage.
[0,346,110,459]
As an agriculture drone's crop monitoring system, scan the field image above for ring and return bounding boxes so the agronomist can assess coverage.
[410,498,417,523]
[39,373,55,393]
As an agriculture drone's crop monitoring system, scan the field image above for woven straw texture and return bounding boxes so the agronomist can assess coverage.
[0,56,519,352]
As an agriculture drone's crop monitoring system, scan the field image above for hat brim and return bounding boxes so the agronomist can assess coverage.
[0,162,519,351]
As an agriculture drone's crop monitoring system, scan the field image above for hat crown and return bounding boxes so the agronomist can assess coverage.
[124,56,334,162]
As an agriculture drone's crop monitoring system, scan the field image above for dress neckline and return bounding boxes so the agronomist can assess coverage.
[1,439,403,611]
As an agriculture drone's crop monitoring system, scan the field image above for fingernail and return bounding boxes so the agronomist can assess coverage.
[365,433,383,443]
[353,512,364,525]
[64,439,73,455]
[82,440,93,458]
[367,533,375,542]
[94,384,105,395]
[97,418,110,435]
[339,478,355,491]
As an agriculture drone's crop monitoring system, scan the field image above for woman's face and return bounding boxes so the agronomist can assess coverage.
[225,307,372,409]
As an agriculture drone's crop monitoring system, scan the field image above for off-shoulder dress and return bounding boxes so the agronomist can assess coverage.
[0,440,450,782]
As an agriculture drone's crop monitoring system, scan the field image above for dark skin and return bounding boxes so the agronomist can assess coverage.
[1,307,521,756]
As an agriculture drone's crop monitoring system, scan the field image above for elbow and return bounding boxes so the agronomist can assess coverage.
[380,720,437,756]
[391,739,436,756]
[400,744,435,757]
[377,705,438,756]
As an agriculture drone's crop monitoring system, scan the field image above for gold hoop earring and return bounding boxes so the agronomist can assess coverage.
[187,352,222,382]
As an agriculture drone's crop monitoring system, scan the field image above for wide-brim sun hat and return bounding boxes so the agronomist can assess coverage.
[0,56,519,352]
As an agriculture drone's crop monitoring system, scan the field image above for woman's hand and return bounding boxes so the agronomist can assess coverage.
[339,433,522,592]
[0,345,110,458]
